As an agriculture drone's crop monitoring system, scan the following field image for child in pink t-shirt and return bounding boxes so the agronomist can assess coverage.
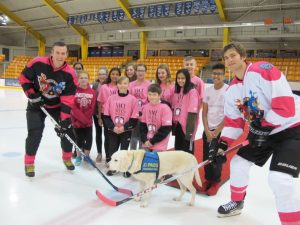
[71,71,97,166]
[129,63,151,150]
[103,75,139,176]
[140,84,173,151]
[97,67,121,164]
[155,64,175,105]
[171,68,200,154]
[183,56,205,109]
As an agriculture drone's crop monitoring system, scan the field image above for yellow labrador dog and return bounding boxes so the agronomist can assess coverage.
[109,149,202,207]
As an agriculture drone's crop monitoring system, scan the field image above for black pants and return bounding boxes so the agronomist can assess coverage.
[174,123,194,154]
[101,114,110,162]
[129,120,141,150]
[93,115,102,154]
[74,127,93,151]
[202,131,222,182]
[25,104,73,156]
[107,130,132,162]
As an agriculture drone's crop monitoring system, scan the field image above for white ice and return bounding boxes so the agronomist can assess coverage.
[0,88,299,225]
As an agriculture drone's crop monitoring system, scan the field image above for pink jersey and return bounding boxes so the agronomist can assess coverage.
[160,83,175,104]
[141,103,172,151]
[103,93,139,128]
[204,84,228,130]
[97,83,118,113]
[171,88,200,140]
[191,75,205,104]
[129,80,151,112]
[71,86,96,128]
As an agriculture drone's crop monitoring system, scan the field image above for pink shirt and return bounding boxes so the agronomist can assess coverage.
[71,86,96,128]
[204,84,228,130]
[141,103,172,151]
[103,93,139,128]
[129,80,151,112]
[171,88,199,140]
[97,83,118,113]
[191,75,205,103]
[160,83,175,104]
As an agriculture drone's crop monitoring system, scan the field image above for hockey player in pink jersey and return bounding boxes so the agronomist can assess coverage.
[140,84,173,152]
[212,42,300,225]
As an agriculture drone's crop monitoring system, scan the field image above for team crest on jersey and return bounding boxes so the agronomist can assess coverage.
[235,90,264,122]
[38,73,66,98]
[259,63,273,70]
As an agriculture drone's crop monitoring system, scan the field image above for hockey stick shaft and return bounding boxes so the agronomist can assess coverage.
[96,140,249,206]
[41,106,133,196]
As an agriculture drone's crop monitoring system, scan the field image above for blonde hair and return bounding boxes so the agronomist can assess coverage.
[78,70,89,78]
[155,64,172,85]
[117,75,129,84]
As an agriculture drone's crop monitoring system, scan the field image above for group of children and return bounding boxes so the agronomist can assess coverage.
[70,56,205,178]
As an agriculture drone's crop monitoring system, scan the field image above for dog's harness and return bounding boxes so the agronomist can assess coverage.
[130,151,160,181]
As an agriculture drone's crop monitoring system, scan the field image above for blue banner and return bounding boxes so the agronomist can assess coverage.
[79,14,88,24]
[112,10,118,21]
[138,7,145,19]
[175,2,183,16]
[210,0,217,13]
[148,5,156,18]
[201,0,209,14]
[184,1,193,15]
[131,7,139,19]
[118,10,125,21]
[162,4,171,17]
[156,5,163,17]
[193,0,201,14]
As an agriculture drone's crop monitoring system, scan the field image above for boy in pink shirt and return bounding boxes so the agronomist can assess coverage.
[129,63,151,150]
[103,76,139,176]
[171,69,200,154]
[183,56,205,109]
[140,84,173,151]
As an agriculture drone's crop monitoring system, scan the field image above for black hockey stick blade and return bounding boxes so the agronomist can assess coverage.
[40,106,134,197]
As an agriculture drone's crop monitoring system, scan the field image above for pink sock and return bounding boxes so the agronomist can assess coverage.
[231,185,247,202]
[62,150,72,160]
[24,154,35,165]
[278,211,300,225]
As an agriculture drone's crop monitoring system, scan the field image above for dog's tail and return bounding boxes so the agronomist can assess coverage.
[194,169,202,187]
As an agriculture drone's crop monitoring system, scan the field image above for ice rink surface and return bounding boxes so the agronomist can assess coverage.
[0,88,299,225]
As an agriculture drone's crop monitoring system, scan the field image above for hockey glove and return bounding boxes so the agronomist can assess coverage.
[55,118,72,138]
[208,139,228,162]
[28,93,44,109]
[248,121,274,148]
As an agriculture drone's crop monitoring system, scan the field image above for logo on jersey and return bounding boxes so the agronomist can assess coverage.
[38,73,66,98]
[235,90,264,122]
[259,63,273,70]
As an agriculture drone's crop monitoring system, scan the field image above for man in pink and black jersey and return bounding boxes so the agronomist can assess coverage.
[19,42,78,177]
[212,42,300,224]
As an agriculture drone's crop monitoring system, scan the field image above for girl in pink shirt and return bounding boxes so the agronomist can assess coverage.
[103,76,139,176]
[71,71,97,166]
[155,64,175,105]
[97,67,121,164]
[125,62,137,82]
[171,69,199,154]
[140,84,173,151]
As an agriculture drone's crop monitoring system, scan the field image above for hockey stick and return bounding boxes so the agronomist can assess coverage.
[40,106,133,196]
[96,140,249,206]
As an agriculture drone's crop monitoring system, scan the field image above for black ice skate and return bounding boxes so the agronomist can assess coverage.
[218,200,244,217]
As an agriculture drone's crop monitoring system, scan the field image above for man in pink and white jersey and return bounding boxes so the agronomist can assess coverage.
[140,84,172,151]
[212,42,300,224]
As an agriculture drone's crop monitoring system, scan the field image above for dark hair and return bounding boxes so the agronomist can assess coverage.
[212,63,225,73]
[175,68,194,94]
[155,64,172,85]
[52,41,68,52]
[105,67,121,84]
[136,63,147,72]
[148,83,162,95]
[73,62,84,70]
[223,42,247,58]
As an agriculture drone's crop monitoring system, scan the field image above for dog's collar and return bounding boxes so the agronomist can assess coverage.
[127,152,134,172]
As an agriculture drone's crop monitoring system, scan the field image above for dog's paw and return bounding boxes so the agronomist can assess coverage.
[173,197,181,202]
[187,202,195,207]
[134,196,141,202]
[140,201,148,208]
